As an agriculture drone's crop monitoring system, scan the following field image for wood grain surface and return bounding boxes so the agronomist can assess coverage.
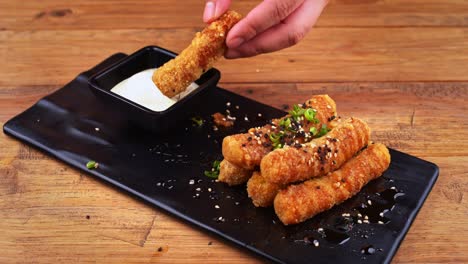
[1,0,467,263]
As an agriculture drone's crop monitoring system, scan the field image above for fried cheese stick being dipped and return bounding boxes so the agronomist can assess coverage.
[247,171,283,207]
[261,117,370,185]
[222,95,337,171]
[274,143,391,225]
[153,10,242,98]
[218,160,253,186]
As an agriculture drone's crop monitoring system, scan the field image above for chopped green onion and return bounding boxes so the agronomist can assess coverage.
[304,108,316,121]
[204,160,221,179]
[317,124,331,137]
[279,117,291,128]
[309,127,318,136]
[191,116,204,126]
[86,161,98,170]
[269,132,284,149]
[289,104,305,121]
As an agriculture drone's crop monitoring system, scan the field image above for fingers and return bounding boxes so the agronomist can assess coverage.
[226,0,304,49]
[203,0,232,23]
[225,0,328,59]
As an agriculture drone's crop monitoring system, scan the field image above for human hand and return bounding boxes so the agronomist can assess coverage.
[203,0,329,59]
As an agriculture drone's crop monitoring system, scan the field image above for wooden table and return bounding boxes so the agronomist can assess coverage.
[1,1,467,263]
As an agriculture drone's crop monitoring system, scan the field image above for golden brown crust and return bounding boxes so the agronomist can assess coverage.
[247,171,283,207]
[218,160,253,186]
[222,95,338,170]
[261,117,371,185]
[274,143,391,225]
[153,10,242,97]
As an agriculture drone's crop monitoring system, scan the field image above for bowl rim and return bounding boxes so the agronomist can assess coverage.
[88,45,221,115]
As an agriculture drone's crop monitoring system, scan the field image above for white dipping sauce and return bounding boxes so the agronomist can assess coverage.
[110,68,199,112]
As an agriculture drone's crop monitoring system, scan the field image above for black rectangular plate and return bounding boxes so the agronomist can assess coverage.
[3,53,439,264]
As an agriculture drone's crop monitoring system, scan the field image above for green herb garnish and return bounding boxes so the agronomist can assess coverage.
[289,104,305,121]
[191,116,204,126]
[317,124,331,137]
[303,108,316,121]
[309,127,318,136]
[279,117,291,128]
[269,132,284,149]
[86,160,98,170]
[204,160,221,178]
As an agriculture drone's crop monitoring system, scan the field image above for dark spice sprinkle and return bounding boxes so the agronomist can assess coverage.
[316,186,321,189]
[264,133,269,139]
[247,137,252,141]
[208,241,213,245]
[328,115,336,121]
[158,247,163,252]
[241,144,246,147]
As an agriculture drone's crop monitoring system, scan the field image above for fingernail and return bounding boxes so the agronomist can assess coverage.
[228,37,244,48]
[203,1,215,23]
[225,49,242,59]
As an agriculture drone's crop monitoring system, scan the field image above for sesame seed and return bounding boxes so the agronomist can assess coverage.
[358,213,362,217]
[258,113,262,117]
[364,215,369,220]
[214,205,220,209]
[379,212,384,217]
[313,240,319,247]
[196,188,201,191]
[367,200,372,205]
[318,228,324,232]
[357,219,363,224]
[189,179,195,185]
[226,102,231,107]
[378,221,384,225]
[327,105,332,109]
[363,220,370,224]
[208,188,212,192]
[95,127,100,131]
[235,105,239,109]
[244,116,249,121]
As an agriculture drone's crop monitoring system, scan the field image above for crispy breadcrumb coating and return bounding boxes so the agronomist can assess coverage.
[247,171,283,207]
[153,10,242,97]
[261,117,371,185]
[218,160,252,186]
[222,95,337,170]
[274,143,390,225]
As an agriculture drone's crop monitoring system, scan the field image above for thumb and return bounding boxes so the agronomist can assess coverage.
[203,0,232,23]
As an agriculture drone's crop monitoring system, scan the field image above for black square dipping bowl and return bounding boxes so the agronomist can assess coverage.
[88,46,221,133]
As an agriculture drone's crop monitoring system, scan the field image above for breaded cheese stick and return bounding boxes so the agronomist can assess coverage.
[274,143,391,225]
[247,171,283,207]
[261,117,370,185]
[222,95,337,170]
[153,10,242,97]
[218,160,253,186]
